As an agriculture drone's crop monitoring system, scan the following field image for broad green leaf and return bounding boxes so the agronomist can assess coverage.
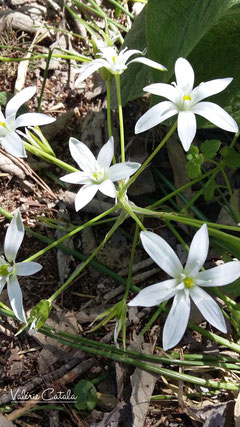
[201,140,221,160]
[74,380,97,411]
[118,0,240,127]
[221,146,240,168]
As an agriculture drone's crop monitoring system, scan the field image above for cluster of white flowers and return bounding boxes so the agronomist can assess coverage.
[1,39,240,353]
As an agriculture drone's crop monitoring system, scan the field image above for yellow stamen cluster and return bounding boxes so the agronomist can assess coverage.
[0,122,6,128]
[183,95,191,102]
[184,277,194,288]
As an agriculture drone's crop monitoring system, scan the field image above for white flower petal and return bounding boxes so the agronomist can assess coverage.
[190,286,227,333]
[0,277,7,293]
[108,162,140,181]
[144,83,178,103]
[192,78,233,104]
[69,137,96,173]
[184,224,209,276]
[135,101,178,134]
[60,171,90,185]
[5,87,36,119]
[4,210,24,263]
[192,102,239,133]
[140,231,183,277]
[120,48,142,63]
[15,261,42,276]
[7,275,27,323]
[75,184,98,211]
[195,261,240,287]
[128,279,178,307]
[75,59,108,85]
[177,111,196,151]
[98,179,116,198]
[175,58,194,92]
[1,131,27,158]
[97,137,114,169]
[15,113,55,128]
[162,290,191,350]
[128,57,167,71]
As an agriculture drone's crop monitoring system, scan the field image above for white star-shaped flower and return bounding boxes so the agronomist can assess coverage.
[0,211,42,323]
[128,224,240,350]
[0,86,55,158]
[75,43,167,85]
[60,137,141,211]
[135,57,239,151]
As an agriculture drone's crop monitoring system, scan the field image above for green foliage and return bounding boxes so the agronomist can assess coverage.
[202,176,219,201]
[29,299,52,330]
[220,146,240,169]
[186,146,204,179]
[74,380,97,411]
[201,140,221,160]
[119,0,240,128]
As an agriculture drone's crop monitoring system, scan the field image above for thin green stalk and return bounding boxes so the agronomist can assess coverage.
[115,74,125,162]
[39,329,239,391]
[150,167,219,210]
[48,212,127,302]
[106,79,113,139]
[180,187,204,214]
[122,121,178,193]
[189,322,240,354]
[37,49,53,112]
[0,206,116,261]
[122,223,140,346]
[107,0,134,19]
[140,300,168,335]
[230,131,240,148]
[219,165,240,223]
[24,141,78,172]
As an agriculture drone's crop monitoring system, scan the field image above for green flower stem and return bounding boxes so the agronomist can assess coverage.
[0,205,115,261]
[180,187,204,214]
[24,141,78,172]
[140,300,168,335]
[150,167,219,210]
[121,121,178,193]
[106,79,116,164]
[122,223,140,347]
[107,0,135,19]
[41,326,240,371]
[230,131,240,148]
[106,79,113,139]
[219,165,240,223]
[115,73,125,162]
[213,287,240,311]
[25,229,141,294]
[164,219,189,252]
[39,328,239,391]
[40,324,240,366]
[48,212,127,303]
[0,53,91,63]
[130,205,240,255]
[189,321,240,354]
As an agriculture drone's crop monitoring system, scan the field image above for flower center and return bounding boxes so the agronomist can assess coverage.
[0,122,6,128]
[183,95,191,102]
[91,169,105,184]
[183,277,194,288]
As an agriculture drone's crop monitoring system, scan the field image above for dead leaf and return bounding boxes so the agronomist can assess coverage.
[129,332,159,427]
